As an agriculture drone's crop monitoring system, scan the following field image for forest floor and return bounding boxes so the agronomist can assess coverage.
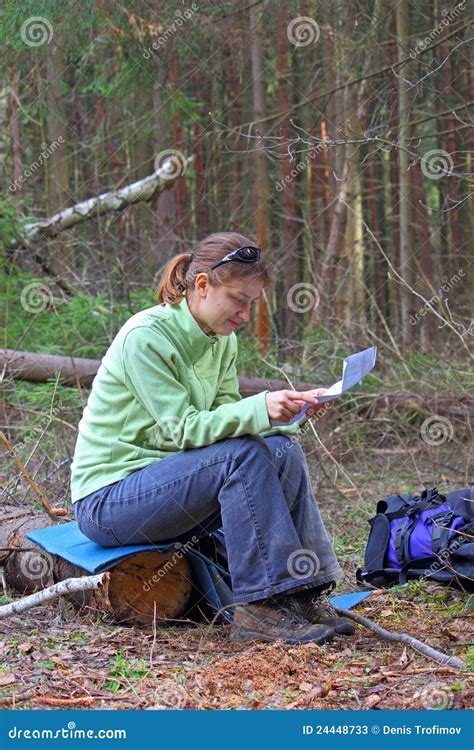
[1,426,472,711]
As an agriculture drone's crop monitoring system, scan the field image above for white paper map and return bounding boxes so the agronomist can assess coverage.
[270,346,377,426]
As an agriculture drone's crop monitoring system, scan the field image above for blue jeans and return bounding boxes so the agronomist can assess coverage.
[73,434,342,604]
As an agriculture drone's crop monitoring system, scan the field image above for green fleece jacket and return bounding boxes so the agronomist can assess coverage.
[70,296,302,502]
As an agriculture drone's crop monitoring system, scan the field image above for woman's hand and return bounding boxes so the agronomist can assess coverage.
[265,389,327,423]
[303,388,332,420]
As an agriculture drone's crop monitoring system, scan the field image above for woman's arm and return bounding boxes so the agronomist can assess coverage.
[122,328,271,450]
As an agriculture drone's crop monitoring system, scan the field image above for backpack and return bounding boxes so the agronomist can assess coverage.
[357,487,474,591]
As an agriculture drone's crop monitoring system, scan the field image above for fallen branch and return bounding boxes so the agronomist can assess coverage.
[33,695,95,707]
[0,573,109,619]
[0,689,36,707]
[334,606,466,669]
[14,158,193,247]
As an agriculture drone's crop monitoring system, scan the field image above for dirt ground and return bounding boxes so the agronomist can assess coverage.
[1,437,472,710]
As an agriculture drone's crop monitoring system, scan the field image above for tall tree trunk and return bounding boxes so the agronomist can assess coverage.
[225,33,243,223]
[249,3,271,352]
[277,9,300,342]
[45,41,71,276]
[45,42,69,213]
[311,21,347,327]
[10,70,23,207]
[194,84,208,238]
[395,0,414,346]
[152,76,177,266]
[367,158,387,324]
[442,42,462,278]
[0,81,10,189]
[412,158,435,351]
[169,48,186,236]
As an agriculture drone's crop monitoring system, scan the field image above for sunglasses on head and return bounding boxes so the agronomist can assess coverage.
[209,246,261,271]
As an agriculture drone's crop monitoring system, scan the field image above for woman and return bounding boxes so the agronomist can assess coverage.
[71,232,353,644]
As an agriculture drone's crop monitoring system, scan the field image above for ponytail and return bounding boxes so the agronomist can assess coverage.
[156,232,271,306]
[156,252,192,304]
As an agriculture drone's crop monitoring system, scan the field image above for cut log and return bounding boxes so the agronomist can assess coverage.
[0,348,323,393]
[1,349,472,420]
[0,508,52,594]
[54,552,192,627]
[1,514,193,626]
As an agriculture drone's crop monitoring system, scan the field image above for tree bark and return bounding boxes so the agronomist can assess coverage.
[152,75,178,265]
[249,3,272,353]
[396,0,414,345]
[277,8,300,342]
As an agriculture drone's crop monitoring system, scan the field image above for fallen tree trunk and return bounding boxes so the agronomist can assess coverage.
[13,158,193,247]
[0,512,192,626]
[0,348,322,394]
[1,350,473,420]
[361,393,473,420]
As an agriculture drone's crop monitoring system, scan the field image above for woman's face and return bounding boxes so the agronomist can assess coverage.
[188,273,265,336]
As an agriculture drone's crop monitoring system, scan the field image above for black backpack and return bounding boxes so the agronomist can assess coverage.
[357,487,474,591]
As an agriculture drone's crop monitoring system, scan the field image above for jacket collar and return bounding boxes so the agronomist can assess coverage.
[166,295,221,363]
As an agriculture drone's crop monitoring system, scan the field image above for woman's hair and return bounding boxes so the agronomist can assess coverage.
[156,232,272,305]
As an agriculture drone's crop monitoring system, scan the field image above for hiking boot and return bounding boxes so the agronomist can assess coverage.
[230,597,335,645]
[281,588,355,636]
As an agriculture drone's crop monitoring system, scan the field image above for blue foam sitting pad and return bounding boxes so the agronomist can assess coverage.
[26,523,372,622]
